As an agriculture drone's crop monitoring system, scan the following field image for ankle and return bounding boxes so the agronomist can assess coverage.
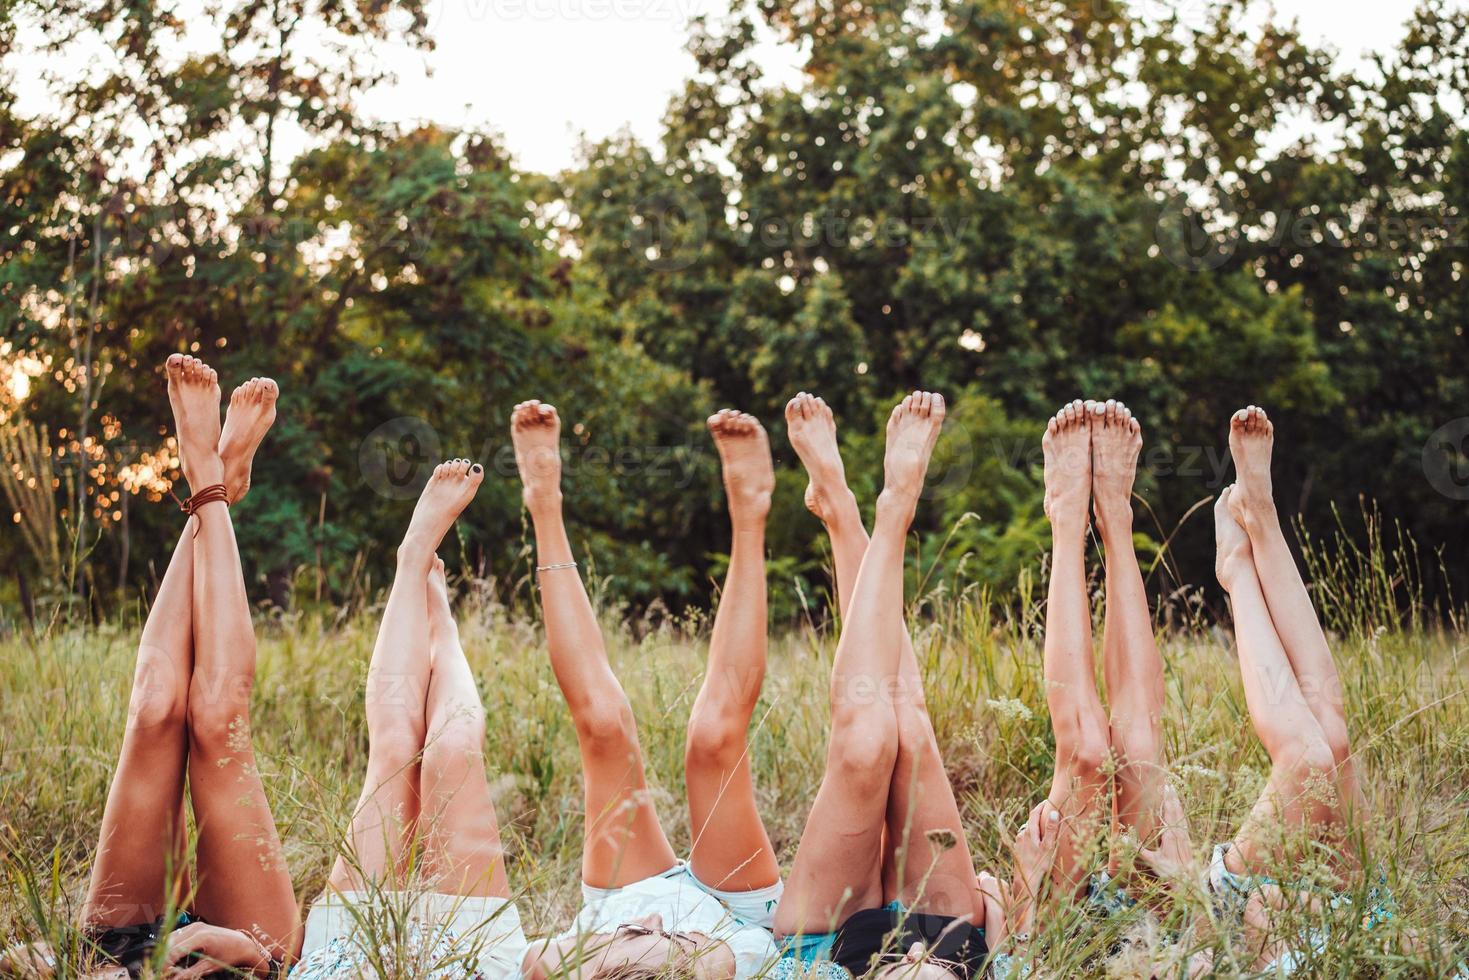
[397,539,437,569]
[1239,500,1278,535]
[1049,514,1088,545]
[525,489,564,520]
[186,459,226,491]
[1097,510,1134,546]
[821,488,863,527]
[730,516,768,537]
[874,487,917,529]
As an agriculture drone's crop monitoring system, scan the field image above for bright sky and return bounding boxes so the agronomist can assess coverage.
[9,0,1428,176]
[354,0,1423,174]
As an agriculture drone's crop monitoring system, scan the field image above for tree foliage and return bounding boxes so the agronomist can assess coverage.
[2,0,1465,621]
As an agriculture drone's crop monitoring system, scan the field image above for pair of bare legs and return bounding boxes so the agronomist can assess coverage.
[781,392,1025,951]
[64,356,294,971]
[326,459,511,913]
[513,401,781,978]
[775,391,1027,980]
[1214,407,1363,968]
[1034,399,1171,909]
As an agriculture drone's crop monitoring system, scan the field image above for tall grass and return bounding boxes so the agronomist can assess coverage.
[1,536,1467,976]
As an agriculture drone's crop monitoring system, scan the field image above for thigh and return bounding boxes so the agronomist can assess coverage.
[884,716,980,921]
[774,773,888,937]
[424,773,511,899]
[686,741,781,893]
[83,661,192,927]
[578,703,678,888]
[327,761,421,893]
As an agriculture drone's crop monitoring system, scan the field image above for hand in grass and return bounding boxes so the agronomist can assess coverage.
[161,923,274,978]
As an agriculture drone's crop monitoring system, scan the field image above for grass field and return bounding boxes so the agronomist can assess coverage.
[1,560,1467,977]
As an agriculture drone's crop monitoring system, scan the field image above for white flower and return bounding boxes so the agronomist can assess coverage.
[986,697,1033,722]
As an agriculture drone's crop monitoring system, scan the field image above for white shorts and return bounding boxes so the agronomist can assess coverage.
[297,890,527,979]
[579,861,784,930]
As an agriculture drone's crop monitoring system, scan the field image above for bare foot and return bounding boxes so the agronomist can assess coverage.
[1042,399,1091,540]
[401,459,483,563]
[218,377,279,504]
[878,391,945,521]
[1214,485,1254,592]
[707,409,774,528]
[1228,405,1276,531]
[785,391,857,526]
[1089,399,1142,541]
[510,400,562,515]
[165,354,224,492]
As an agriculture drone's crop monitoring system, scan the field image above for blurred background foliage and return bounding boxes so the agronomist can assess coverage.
[1,0,1466,626]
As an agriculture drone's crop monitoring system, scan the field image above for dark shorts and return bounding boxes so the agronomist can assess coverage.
[87,912,198,974]
[779,903,989,980]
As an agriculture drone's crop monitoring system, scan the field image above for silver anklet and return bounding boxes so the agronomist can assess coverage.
[536,560,578,572]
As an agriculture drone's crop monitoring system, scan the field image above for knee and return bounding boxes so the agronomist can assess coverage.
[1059,718,1111,782]
[186,676,254,748]
[1281,736,1337,783]
[895,708,935,763]
[573,694,638,753]
[367,709,427,768]
[830,705,899,794]
[685,708,746,771]
[1110,714,1161,767]
[128,653,189,732]
[423,718,486,786]
[1319,720,1352,769]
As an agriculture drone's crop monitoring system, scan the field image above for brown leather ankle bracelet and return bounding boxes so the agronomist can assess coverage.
[178,483,230,518]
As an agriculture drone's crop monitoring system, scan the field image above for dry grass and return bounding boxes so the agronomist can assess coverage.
[1,566,1467,976]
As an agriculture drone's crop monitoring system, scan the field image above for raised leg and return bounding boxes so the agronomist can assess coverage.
[685,411,781,893]
[82,525,194,929]
[328,461,482,890]
[785,392,981,921]
[419,559,510,898]
[774,393,945,936]
[1040,401,1111,894]
[84,361,282,931]
[1229,407,1362,813]
[1215,487,1345,876]
[164,355,298,959]
[512,400,676,888]
[1090,401,1166,858]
